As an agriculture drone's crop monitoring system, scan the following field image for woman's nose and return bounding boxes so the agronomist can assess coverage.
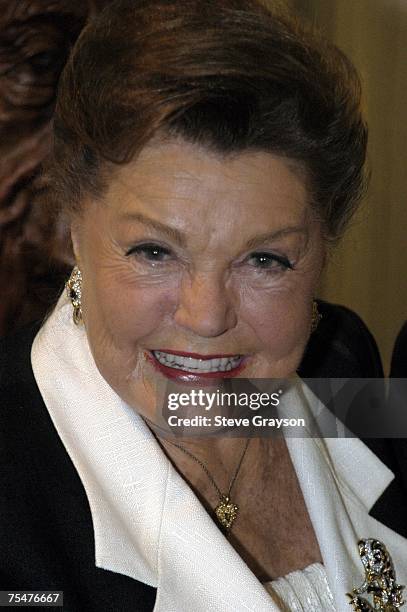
[173,273,237,338]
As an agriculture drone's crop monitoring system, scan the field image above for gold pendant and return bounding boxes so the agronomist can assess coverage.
[215,495,239,531]
[347,539,405,611]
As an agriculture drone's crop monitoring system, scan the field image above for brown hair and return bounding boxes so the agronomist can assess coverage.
[51,0,368,240]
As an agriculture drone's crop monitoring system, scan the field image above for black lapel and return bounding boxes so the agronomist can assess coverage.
[363,437,407,539]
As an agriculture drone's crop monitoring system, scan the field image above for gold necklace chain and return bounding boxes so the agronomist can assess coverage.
[164,437,251,532]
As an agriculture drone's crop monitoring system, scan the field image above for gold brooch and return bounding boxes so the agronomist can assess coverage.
[347,539,405,610]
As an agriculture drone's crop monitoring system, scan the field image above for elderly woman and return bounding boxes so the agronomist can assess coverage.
[1,1,406,611]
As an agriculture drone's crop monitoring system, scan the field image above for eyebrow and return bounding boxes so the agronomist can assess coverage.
[120,212,306,250]
[244,226,307,250]
[120,212,187,247]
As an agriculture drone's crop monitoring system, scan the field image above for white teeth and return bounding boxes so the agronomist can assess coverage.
[153,351,242,373]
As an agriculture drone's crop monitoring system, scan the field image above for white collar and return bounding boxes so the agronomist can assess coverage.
[283,385,407,610]
[31,294,407,612]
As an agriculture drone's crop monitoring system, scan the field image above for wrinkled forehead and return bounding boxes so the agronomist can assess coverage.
[91,140,316,254]
[107,140,310,210]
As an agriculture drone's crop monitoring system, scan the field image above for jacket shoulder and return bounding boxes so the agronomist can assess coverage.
[0,322,42,401]
[0,325,157,608]
[299,300,383,377]
[390,321,407,377]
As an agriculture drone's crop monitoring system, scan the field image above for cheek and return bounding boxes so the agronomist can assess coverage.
[240,284,313,360]
[261,298,311,356]
[83,275,177,353]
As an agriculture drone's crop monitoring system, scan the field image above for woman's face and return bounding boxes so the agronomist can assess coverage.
[71,140,325,418]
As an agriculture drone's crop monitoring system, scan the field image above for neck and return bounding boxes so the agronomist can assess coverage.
[157,434,252,503]
[162,434,248,472]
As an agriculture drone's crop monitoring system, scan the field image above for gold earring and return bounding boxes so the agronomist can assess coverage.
[66,266,83,325]
[311,300,322,333]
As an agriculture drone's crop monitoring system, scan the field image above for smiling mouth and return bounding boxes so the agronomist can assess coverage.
[150,350,245,375]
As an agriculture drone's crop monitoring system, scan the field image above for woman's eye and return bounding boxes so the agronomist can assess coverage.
[126,244,173,263]
[246,252,294,272]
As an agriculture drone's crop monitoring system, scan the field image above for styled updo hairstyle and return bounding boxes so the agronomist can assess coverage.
[51,0,368,241]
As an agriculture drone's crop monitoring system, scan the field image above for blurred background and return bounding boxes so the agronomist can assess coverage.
[1,0,406,372]
[290,0,407,373]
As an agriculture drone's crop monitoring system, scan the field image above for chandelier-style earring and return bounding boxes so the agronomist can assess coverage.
[311,300,322,333]
[66,266,83,325]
